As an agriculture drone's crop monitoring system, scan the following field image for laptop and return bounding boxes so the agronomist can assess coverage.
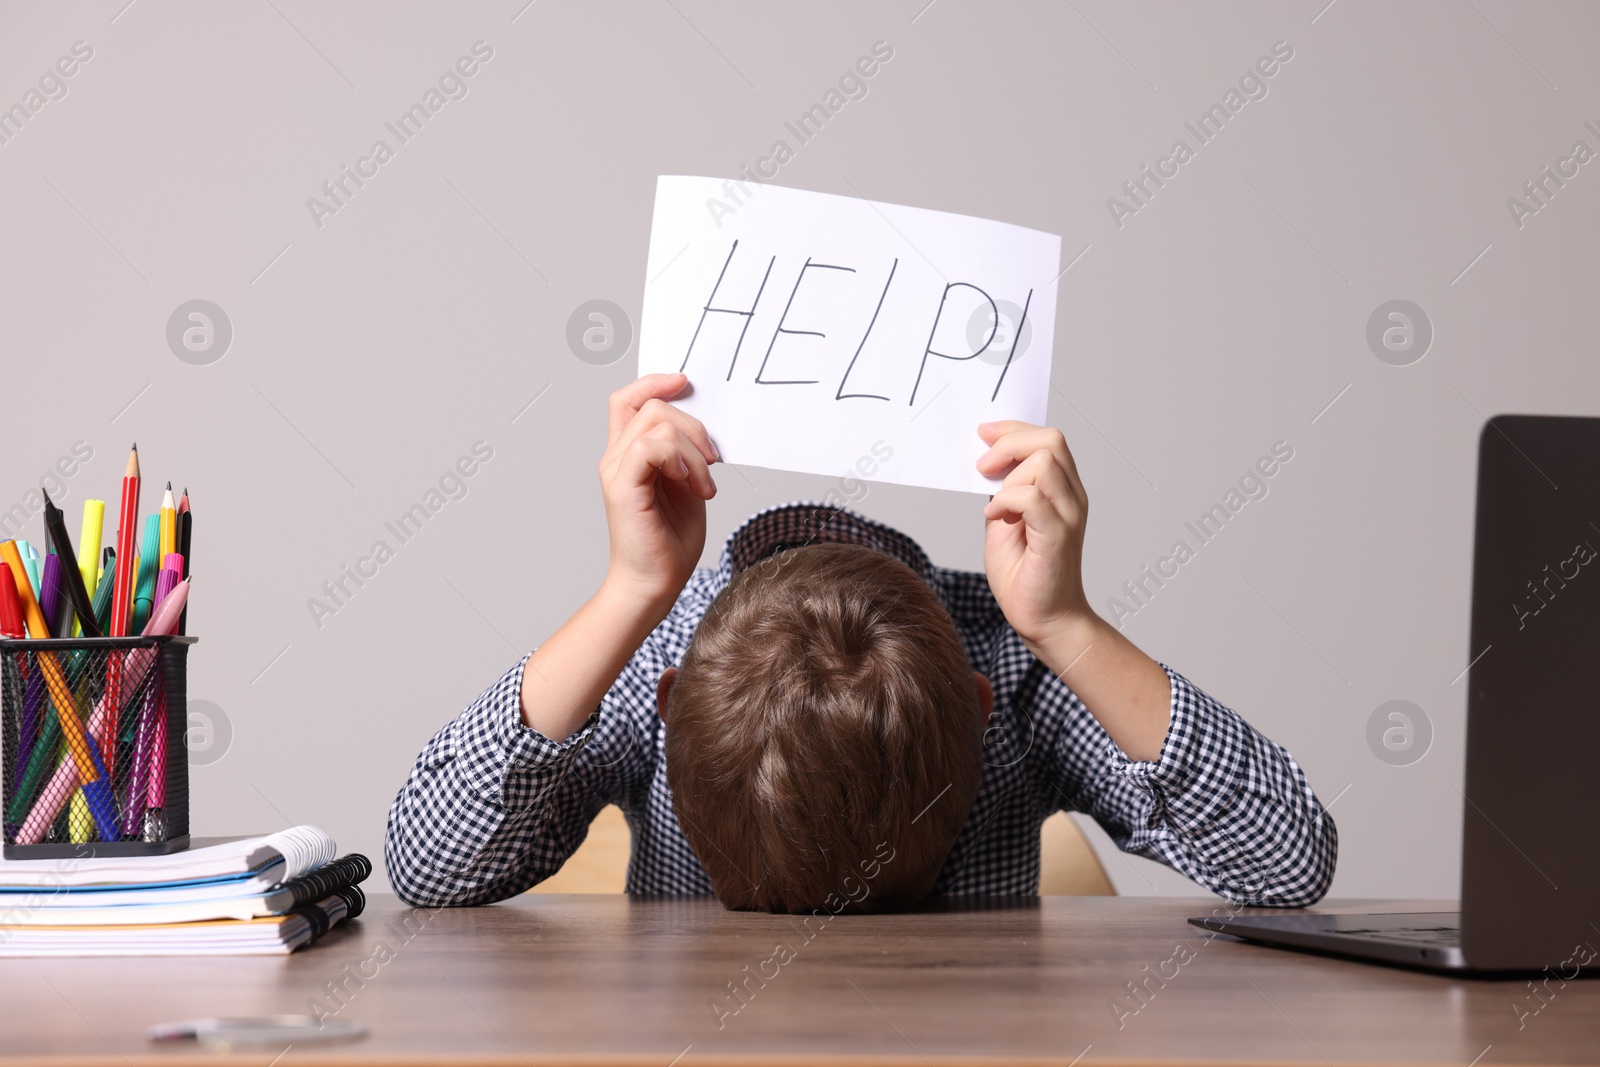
[1190,415,1600,974]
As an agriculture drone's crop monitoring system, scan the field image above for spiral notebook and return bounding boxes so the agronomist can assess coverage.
[0,826,367,956]
[0,886,365,957]
[0,825,336,890]
[0,854,371,926]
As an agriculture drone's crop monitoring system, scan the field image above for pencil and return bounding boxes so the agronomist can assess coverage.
[158,482,177,561]
[109,444,140,637]
[102,444,142,785]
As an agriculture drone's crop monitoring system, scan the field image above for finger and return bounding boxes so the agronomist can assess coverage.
[608,373,689,440]
[653,423,717,499]
[977,419,1038,445]
[977,425,1068,473]
[977,424,1083,498]
[618,397,719,465]
[611,423,716,500]
[619,435,688,491]
[616,432,710,504]
[1002,449,1081,525]
[983,484,1068,539]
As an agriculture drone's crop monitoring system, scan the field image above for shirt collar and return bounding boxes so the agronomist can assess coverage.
[720,501,936,585]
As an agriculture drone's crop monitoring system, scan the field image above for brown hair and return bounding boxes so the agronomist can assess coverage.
[665,542,983,913]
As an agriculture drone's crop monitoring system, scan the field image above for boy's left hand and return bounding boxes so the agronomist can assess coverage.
[977,421,1095,654]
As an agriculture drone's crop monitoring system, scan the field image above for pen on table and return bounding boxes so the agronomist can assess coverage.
[42,490,102,638]
[177,489,191,636]
[130,512,161,635]
[0,539,120,842]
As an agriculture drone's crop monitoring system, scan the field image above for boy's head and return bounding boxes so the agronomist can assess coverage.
[660,542,990,914]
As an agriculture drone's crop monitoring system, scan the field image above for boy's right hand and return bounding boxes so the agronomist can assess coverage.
[599,373,719,613]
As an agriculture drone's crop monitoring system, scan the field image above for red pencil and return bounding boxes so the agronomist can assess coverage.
[102,444,141,783]
[109,444,140,637]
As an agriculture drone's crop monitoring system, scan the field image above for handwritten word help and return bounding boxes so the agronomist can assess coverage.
[639,177,1060,495]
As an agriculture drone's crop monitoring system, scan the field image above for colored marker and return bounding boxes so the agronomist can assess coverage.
[42,490,102,638]
[124,565,180,835]
[130,513,161,634]
[90,551,116,636]
[19,578,190,845]
[75,499,105,637]
[20,554,65,771]
[0,562,23,638]
[177,489,191,636]
[0,540,120,842]
[142,577,191,842]
[18,540,40,602]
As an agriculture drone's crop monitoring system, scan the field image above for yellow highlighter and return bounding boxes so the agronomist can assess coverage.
[75,500,105,638]
[69,791,92,843]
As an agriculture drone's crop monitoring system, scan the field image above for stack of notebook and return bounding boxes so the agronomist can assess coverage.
[0,825,368,956]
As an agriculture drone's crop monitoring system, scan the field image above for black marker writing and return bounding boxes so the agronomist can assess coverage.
[679,240,776,381]
[681,246,1029,405]
[836,258,897,401]
[755,258,856,386]
[990,288,1031,402]
[909,283,996,407]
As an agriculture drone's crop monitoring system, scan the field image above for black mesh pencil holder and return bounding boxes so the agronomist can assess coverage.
[1,636,195,858]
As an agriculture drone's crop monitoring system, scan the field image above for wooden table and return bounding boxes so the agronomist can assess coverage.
[3,894,1596,1065]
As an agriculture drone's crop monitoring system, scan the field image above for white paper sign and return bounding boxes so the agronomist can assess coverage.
[638,176,1060,494]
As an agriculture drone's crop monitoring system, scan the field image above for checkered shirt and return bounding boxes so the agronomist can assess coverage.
[386,502,1337,908]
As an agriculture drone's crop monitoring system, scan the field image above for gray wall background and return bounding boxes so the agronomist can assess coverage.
[2,0,1595,900]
